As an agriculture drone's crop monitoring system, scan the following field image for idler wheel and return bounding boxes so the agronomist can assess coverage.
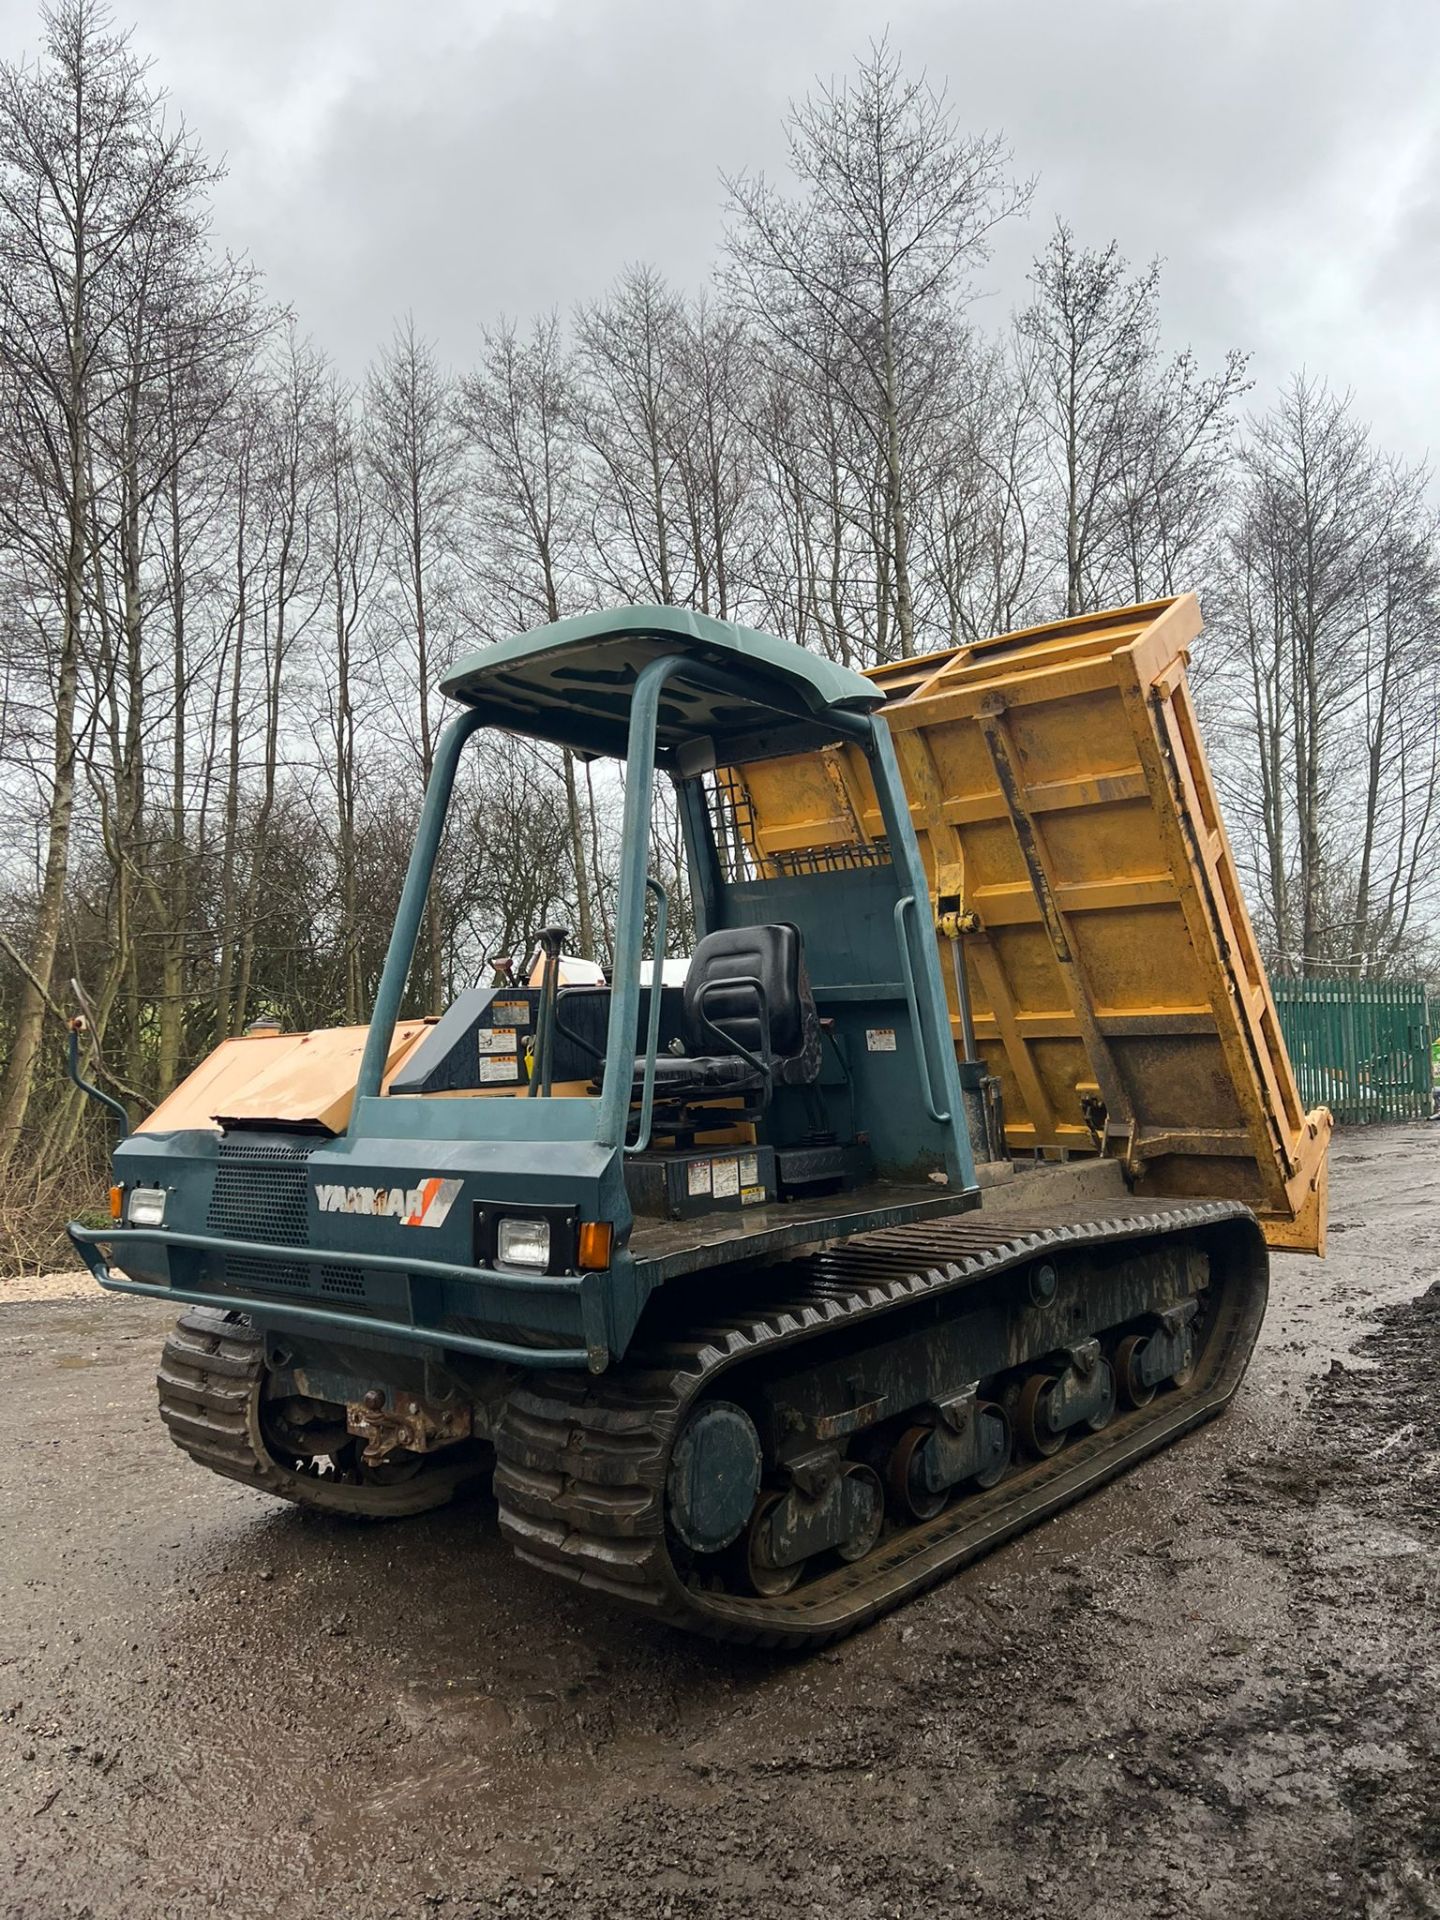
[886,1425,947,1522]
[1115,1333,1156,1409]
[666,1400,763,1555]
[1016,1373,1065,1458]
[743,1490,805,1596]
[835,1463,885,1563]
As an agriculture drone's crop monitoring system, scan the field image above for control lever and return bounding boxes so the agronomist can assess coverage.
[528,924,569,1098]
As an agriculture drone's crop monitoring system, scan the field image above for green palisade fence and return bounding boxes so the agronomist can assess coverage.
[1272,979,1437,1125]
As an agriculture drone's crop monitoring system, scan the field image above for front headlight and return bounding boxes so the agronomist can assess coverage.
[126,1186,167,1228]
[496,1216,550,1270]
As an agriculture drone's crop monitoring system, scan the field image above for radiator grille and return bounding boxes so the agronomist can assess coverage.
[203,1138,396,1317]
[207,1136,313,1246]
[319,1264,365,1298]
[207,1136,314,1299]
[226,1251,310,1293]
[211,1139,317,1162]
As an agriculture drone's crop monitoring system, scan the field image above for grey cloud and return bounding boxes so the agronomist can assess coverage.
[0,0,1434,460]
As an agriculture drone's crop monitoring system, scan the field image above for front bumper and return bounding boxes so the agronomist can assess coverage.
[67,1221,605,1370]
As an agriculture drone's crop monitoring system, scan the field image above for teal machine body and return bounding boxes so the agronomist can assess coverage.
[71,608,977,1374]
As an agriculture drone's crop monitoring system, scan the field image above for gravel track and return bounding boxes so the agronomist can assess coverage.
[1,1124,1436,1920]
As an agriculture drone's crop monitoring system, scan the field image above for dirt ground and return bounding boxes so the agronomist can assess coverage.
[2,1125,1437,1920]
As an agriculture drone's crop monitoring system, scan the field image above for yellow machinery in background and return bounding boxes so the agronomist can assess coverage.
[728,595,1331,1254]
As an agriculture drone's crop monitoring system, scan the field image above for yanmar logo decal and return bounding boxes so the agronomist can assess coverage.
[314,1177,462,1228]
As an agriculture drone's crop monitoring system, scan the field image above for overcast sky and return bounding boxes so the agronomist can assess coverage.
[2,0,1436,465]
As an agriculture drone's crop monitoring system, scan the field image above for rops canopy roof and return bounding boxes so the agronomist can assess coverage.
[440,606,882,764]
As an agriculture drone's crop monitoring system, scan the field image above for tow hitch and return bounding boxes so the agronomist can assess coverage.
[346,1389,472,1465]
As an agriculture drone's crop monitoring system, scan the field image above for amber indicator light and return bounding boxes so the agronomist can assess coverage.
[576,1220,613,1271]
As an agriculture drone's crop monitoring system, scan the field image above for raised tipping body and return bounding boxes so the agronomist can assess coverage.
[727,596,1332,1254]
[70,601,1299,1643]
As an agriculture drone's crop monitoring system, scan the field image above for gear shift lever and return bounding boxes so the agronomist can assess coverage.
[528,925,570,1098]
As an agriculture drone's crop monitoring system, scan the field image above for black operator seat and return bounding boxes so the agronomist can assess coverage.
[632,923,822,1103]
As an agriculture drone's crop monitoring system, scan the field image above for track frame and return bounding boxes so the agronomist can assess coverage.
[493,1199,1268,1647]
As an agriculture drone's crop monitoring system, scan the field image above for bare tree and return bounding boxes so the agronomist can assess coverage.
[913,332,1045,644]
[1018,223,1160,616]
[230,331,325,1030]
[311,376,378,1020]
[87,166,268,1093]
[0,0,231,1156]
[443,741,580,979]
[668,296,754,622]
[211,378,269,1040]
[1104,346,1249,603]
[742,336,877,664]
[725,35,1029,659]
[1347,460,1440,970]
[1207,377,1440,976]
[457,313,602,958]
[575,265,689,608]
[366,316,464,1009]
[1019,222,1247,617]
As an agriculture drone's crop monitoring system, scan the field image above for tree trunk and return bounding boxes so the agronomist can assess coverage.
[0,577,82,1159]
[0,336,89,1161]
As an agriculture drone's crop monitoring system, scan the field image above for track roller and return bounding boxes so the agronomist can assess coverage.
[885,1394,1012,1519]
[744,1491,804,1596]
[741,1452,883,1592]
[1115,1333,1156,1409]
[1016,1373,1065,1457]
[887,1425,948,1521]
[1114,1305,1201,1406]
[1016,1341,1117,1457]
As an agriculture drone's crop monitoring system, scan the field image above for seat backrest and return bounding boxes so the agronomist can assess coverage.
[682,923,809,1062]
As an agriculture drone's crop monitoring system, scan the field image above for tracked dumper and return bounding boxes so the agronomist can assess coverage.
[70,599,1325,1647]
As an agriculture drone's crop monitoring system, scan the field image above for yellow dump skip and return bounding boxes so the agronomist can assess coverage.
[732,595,1331,1253]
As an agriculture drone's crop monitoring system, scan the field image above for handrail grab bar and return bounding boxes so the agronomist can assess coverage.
[894,894,951,1125]
[625,878,668,1154]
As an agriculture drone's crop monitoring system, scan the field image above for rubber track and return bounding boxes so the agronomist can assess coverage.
[493,1199,1268,1648]
[157,1306,478,1518]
